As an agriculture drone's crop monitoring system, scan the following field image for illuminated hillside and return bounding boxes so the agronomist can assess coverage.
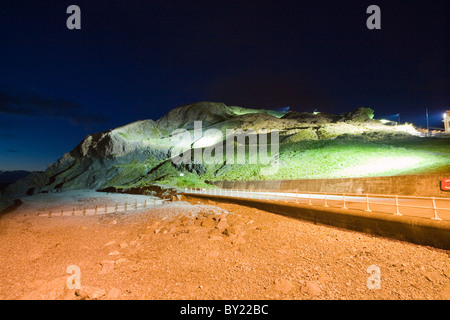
[2,102,449,196]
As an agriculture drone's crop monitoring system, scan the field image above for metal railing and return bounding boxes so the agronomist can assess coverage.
[37,199,165,217]
[184,188,450,221]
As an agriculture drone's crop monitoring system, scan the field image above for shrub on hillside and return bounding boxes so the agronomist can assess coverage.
[343,107,374,122]
[361,130,413,141]
[284,128,318,142]
[317,123,362,139]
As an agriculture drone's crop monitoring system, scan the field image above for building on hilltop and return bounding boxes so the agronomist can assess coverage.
[444,111,450,133]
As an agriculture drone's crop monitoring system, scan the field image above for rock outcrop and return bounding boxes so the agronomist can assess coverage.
[2,103,418,199]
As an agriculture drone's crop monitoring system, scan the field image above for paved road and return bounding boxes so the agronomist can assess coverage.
[186,189,450,221]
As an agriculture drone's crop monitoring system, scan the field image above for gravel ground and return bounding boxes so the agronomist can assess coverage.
[0,194,449,300]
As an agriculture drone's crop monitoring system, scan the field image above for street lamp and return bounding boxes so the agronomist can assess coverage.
[444,112,449,133]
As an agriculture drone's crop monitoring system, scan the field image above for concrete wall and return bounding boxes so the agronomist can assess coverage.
[186,194,450,250]
[210,174,450,198]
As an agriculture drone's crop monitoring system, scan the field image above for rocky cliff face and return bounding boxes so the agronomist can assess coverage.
[2,102,417,199]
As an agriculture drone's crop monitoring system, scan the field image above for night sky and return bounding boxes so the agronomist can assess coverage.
[0,0,448,171]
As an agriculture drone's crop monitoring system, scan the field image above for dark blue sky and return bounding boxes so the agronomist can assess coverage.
[0,0,449,171]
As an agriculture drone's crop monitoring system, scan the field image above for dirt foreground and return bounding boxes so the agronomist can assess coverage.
[0,194,449,300]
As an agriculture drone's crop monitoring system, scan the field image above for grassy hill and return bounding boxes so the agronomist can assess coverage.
[3,102,449,197]
[155,133,450,188]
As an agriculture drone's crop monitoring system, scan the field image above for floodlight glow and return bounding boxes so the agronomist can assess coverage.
[391,124,417,134]
[336,156,422,176]
[194,134,222,148]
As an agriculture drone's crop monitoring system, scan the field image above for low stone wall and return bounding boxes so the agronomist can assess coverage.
[210,174,450,198]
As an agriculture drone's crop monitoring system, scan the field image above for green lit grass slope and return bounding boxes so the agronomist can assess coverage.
[117,134,450,189]
[192,137,450,184]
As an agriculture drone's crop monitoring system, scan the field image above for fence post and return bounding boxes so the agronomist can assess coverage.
[324,193,328,207]
[308,192,312,205]
[394,195,401,215]
[95,205,98,215]
[125,202,127,211]
[365,194,372,212]
[342,193,347,209]
[431,197,442,221]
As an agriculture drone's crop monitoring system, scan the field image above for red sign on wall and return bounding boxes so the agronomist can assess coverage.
[441,179,450,191]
